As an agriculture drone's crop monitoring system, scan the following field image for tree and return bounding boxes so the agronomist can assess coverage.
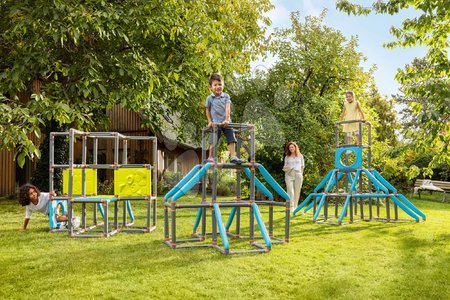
[0,0,272,167]
[366,88,400,147]
[336,0,450,176]
[229,11,375,193]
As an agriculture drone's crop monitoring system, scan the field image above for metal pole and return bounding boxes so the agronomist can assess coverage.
[82,202,86,229]
[122,138,128,164]
[93,202,97,225]
[249,125,256,243]
[360,195,364,220]
[394,202,398,220]
[377,199,381,218]
[250,124,255,164]
[249,204,255,243]
[235,206,241,237]
[164,205,169,241]
[152,138,158,228]
[358,121,362,146]
[147,196,151,231]
[68,129,75,237]
[49,133,55,193]
[114,201,119,231]
[122,138,129,229]
[93,138,98,165]
[349,196,353,223]
[68,200,73,237]
[334,168,339,218]
[81,134,87,196]
[212,206,217,245]
[201,128,207,240]
[335,123,339,148]
[212,124,218,161]
[171,203,176,248]
[269,202,273,237]
[212,125,218,203]
[201,129,207,202]
[123,197,127,227]
[236,134,242,200]
[201,207,207,240]
[285,200,290,242]
[114,133,119,166]
[386,198,391,221]
[103,202,108,237]
[313,196,317,215]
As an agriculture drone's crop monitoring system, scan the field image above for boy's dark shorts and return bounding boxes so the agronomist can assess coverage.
[209,127,237,145]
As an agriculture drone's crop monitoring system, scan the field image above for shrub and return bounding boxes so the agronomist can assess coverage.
[216,181,231,196]
[216,171,236,196]
[159,171,184,194]
[98,180,114,195]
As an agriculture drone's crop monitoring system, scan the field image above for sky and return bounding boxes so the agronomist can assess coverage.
[254,0,427,96]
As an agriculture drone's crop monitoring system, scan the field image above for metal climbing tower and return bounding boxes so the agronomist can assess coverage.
[164,123,290,254]
[49,128,158,237]
[293,120,426,224]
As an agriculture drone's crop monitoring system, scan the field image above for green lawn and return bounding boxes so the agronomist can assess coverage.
[1,194,449,299]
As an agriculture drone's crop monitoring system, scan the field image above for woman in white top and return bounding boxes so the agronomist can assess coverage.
[283,142,304,211]
[19,183,67,230]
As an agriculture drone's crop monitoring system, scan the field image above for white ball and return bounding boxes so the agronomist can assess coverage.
[72,216,81,228]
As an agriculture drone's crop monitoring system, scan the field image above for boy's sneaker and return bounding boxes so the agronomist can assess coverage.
[205,157,214,163]
[230,156,245,164]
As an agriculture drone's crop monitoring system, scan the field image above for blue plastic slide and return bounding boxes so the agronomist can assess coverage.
[171,163,212,202]
[256,164,290,200]
[251,203,272,248]
[165,164,202,201]
[213,203,230,251]
[243,168,273,200]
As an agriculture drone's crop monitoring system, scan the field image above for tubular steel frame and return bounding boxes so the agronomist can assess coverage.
[49,128,158,237]
[164,123,290,254]
[294,120,425,224]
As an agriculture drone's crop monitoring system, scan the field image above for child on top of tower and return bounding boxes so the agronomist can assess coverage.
[205,73,245,164]
[339,90,365,145]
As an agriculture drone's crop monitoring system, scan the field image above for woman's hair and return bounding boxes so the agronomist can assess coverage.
[285,142,300,157]
[18,184,40,206]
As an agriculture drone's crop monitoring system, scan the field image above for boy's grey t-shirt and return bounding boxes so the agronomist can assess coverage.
[205,92,232,123]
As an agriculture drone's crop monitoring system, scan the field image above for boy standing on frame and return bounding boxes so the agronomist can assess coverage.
[205,73,245,164]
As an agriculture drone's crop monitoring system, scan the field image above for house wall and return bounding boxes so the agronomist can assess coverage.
[161,149,200,174]
[0,132,42,197]
[0,149,16,196]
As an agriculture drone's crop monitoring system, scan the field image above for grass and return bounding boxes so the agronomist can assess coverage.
[0,193,449,299]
